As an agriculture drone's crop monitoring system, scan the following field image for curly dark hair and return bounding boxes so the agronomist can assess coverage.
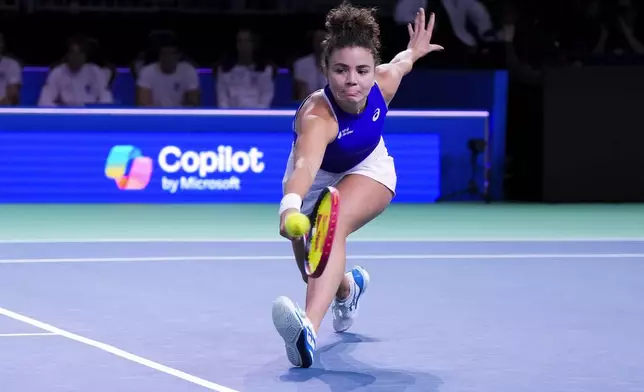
[322,1,382,69]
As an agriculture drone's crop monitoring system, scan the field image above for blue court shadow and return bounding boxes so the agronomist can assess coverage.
[277,333,443,392]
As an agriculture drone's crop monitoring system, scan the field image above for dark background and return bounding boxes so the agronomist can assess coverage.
[1,0,644,202]
[543,66,644,202]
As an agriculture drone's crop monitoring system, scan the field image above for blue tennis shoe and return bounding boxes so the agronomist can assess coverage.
[272,296,317,368]
[332,265,370,333]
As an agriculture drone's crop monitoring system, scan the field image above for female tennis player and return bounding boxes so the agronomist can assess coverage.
[273,3,444,368]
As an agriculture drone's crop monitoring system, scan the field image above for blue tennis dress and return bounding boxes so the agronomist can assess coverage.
[293,83,389,173]
[283,82,398,215]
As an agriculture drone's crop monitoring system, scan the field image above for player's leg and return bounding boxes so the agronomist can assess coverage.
[304,173,393,333]
[272,174,391,368]
[273,167,333,368]
[273,144,394,367]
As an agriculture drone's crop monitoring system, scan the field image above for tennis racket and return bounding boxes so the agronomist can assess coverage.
[304,186,340,278]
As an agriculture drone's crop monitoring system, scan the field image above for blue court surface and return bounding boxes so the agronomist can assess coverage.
[1,239,643,392]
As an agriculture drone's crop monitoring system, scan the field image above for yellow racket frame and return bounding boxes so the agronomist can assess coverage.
[305,186,340,277]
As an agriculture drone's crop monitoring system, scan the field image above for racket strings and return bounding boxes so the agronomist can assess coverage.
[304,186,340,278]
[308,211,328,270]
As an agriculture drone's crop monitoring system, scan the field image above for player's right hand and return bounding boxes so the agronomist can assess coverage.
[279,209,300,240]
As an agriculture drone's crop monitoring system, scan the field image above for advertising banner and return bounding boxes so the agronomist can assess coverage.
[0,109,451,203]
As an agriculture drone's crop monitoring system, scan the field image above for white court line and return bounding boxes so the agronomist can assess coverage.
[0,332,57,337]
[1,253,643,264]
[0,237,643,244]
[0,307,239,392]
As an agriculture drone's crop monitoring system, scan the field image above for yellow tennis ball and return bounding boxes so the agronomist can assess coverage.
[285,212,311,237]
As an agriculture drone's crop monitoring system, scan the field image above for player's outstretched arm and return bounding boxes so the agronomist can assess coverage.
[283,103,337,200]
[376,9,443,104]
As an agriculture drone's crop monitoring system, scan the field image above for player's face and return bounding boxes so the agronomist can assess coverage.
[327,46,375,109]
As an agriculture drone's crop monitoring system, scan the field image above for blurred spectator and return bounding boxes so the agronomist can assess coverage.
[87,37,116,89]
[395,0,427,25]
[216,28,275,109]
[441,0,495,47]
[49,36,115,88]
[0,32,22,106]
[586,0,643,63]
[292,29,327,100]
[131,30,178,81]
[496,2,543,84]
[560,0,644,66]
[424,0,496,66]
[136,34,200,107]
[38,36,113,107]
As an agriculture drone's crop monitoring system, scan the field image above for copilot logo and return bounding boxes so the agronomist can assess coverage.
[104,145,153,190]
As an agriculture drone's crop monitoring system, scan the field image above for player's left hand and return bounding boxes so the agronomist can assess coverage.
[407,8,444,60]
